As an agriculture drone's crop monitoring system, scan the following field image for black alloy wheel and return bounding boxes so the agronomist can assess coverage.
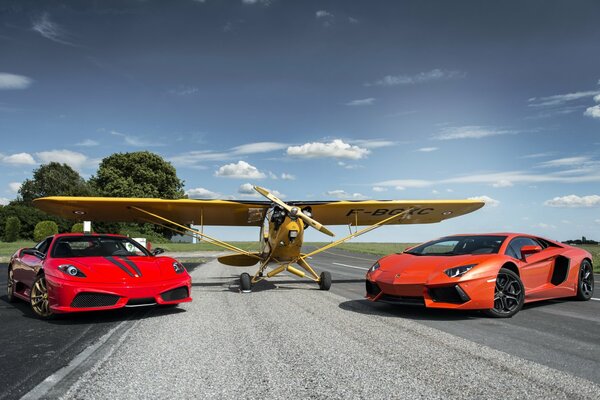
[30,274,53,319]
[576,260,594,301]
[484,268,525,318]
[240,273,252,293]
[7,267,16,303]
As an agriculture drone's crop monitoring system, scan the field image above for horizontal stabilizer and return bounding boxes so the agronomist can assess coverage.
[218,253,261,267]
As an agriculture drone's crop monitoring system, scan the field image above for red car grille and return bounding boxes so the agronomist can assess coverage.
[70,293,120,308]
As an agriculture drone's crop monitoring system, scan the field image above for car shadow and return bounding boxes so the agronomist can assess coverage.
[338,298,483,321]
[0,294,186,324]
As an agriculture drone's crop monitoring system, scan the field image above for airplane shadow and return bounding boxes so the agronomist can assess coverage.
[338,299,483,321]
[192,277,365,294]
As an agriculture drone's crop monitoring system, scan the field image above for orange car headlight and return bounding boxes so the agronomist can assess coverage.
[444,264,477,278]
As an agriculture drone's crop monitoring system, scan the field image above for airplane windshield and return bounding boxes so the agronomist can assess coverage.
[51,236,151,258]
[404,235,506,256]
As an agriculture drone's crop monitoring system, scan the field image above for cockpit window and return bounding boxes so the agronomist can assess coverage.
[405,235,507,256]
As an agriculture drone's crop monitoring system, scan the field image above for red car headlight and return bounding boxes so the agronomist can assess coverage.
[58,264,86,278]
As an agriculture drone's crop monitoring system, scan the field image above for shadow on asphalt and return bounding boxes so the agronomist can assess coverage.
[338,298,483,321]
[191,276,364,293]
[0,294,186,325]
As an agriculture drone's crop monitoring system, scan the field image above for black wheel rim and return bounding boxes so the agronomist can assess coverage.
[7,269,14,297]
[493,273,523,314]
[580,263,594,298]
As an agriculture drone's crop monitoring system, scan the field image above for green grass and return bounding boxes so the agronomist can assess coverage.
[0,240,35,260]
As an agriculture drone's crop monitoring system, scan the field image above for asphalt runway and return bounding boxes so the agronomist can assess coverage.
[1,251,599,399]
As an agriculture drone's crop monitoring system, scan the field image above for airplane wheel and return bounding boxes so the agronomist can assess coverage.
[576,260,594,301]
[319,271,332,291]
[240,273,252,293]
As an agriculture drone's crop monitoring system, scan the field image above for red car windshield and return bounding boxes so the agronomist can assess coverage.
[51,236,151,258]
[405,235,507,256]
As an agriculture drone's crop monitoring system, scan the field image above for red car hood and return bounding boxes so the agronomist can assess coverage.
[58,256,175,283]
[378,253,495,283]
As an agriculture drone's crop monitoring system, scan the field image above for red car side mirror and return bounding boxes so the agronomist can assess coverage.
[521,245,542,259]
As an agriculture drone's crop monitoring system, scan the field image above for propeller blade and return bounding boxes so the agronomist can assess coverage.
[253,186,335,237]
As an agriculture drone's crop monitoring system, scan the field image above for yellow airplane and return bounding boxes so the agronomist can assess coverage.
[33,186,484,292]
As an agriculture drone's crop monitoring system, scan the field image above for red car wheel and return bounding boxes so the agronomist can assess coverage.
[484,268,525,318]
[7,267,16,303]
[30,275,53,319]
[576,260,594,301]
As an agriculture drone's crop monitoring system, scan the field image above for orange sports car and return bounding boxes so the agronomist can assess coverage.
[366,233,594,317]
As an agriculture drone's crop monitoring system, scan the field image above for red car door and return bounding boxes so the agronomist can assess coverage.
[506,237,553,295]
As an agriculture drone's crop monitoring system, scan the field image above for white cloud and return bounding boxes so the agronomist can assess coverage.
[8,182,21,193]
[345,98,375,106]
[521,152,554,159]
[215,161,266,179]
[0,73,33,90]
[432,189,440,194]
[0,197,10,206]
[350,139,395,149]
[528,90,600,107]
[538,156,591,168]
[584,105,600,119]
[111,130,164,147]
[492,179,513,188]
[232,142,288,154]
[468,195,500,207]
[2,152,36,165]
[281,173,295,180]
[372,186,387,192]
[532,222,557,230]
[36,150,90,171]
[595,219,600,224]
[242,0,271,5]
[434,126,519,140]
[316,10,333,18]
[367,69,465,87]
[238,183,285,199]
[417,147,438,152]
[32,13,77,46]
[186,187,221,199]
[169,86,199,96]
[377,179,433,190]
[326,190,367,200]
[543,194,600,208]
[75,139,99,147]
[287,139,370,160]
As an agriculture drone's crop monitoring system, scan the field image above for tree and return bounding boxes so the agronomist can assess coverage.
[71,223,84,233]
[34,221,59,242]
[0,203,70,240]
[19,162,94,204]
[4,216,20,242]
[91,151,185,199]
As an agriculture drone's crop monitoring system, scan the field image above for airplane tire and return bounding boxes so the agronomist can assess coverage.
[319,271,332,291]
[240,273,252,293]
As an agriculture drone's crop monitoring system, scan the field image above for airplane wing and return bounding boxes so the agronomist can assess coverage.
[33,197,270,226]
[288,199,485,225]
[34,197,484,227]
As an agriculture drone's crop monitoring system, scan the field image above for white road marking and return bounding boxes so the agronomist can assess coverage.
[323,250,378,262]
[332,262,369,271]
[592,298,600,301]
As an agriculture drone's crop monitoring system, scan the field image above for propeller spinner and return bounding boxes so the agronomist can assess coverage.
[254,186,335,237]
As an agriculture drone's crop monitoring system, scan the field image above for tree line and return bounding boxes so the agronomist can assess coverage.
[0,151,185,243]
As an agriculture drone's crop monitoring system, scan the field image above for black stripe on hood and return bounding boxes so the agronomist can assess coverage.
[120,256,143,277]
[105,256,135,277]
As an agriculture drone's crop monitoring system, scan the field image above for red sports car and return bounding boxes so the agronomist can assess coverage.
[7,233,192,318]
[366,233,594,317]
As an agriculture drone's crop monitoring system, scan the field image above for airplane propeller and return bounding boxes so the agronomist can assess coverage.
[253,186,335,237]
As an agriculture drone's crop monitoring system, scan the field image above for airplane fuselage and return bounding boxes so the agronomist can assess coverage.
[262,211,305,262]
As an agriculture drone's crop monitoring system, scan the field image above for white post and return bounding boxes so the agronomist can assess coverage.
[83,221,92,234]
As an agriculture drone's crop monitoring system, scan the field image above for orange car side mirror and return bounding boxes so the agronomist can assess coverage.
[520,245,542,259]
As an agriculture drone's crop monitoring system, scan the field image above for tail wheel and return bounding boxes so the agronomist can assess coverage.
[240,273,252,293]
[319,271,332,291]
[30,275,53,319]
[7,267,16,303]
[576,260,594,301]
[484,268,525,318]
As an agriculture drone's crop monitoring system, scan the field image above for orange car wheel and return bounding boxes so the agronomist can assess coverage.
[484,268,525,318]
[576,260,594,301]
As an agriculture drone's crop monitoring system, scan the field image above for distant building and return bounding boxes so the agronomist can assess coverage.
[563,236,599,245]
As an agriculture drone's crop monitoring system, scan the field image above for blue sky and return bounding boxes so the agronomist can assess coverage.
[1,0,599,242]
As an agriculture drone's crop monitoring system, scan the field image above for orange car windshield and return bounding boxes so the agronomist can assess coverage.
[405,235,507,256]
